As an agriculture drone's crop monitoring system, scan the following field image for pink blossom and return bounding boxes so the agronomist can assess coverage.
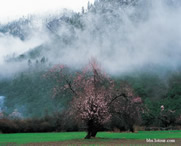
[46,58,142,137]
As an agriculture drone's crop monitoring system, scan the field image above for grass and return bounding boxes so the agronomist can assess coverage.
[97,130,181,139]
[0,132,86,144]
[0,130,180,144]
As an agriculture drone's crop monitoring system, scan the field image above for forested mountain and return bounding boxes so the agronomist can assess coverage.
[0,0,180,129]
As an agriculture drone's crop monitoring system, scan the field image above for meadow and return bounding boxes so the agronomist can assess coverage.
[0,130,181,145]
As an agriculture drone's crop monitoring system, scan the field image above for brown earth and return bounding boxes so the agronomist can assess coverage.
[2,139,181,146]
[26,138,181,146]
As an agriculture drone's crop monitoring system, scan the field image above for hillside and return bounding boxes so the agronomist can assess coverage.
[0,0,180,129]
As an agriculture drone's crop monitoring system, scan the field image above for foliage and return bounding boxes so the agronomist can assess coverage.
[1,64,181,130]
[0,112,80,133]
[0,67,64,118]
[139,72,181,127]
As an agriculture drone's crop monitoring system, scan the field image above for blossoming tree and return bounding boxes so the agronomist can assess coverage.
[46,59,142,139]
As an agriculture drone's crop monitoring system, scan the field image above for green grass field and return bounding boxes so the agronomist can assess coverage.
[0,131,181,144]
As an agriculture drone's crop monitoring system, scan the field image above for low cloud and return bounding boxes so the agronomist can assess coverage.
[1,0,181,77]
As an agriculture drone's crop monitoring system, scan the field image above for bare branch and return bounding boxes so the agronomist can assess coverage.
[65,78,78,97]
[109,93,126,105]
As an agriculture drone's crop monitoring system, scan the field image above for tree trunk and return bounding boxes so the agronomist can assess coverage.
[85,129,98,139]
[91,129,97,137]
[84,120,98,139]
[130,126,134,132]
[85,131,91,139]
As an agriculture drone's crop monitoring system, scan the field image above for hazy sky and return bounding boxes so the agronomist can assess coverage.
[0,0,94,23]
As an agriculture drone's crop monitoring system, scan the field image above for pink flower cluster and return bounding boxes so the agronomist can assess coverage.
[46,59,143,126]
